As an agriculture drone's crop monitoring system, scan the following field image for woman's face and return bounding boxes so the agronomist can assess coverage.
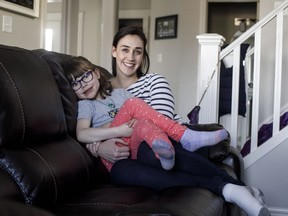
[72,69,101,100]
[112,34,144,78]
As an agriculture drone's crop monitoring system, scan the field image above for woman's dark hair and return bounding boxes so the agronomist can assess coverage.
[112,26,150,78]
[63,56,112,99]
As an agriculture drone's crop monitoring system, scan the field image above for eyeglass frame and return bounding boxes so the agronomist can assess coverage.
[71,70,93,91]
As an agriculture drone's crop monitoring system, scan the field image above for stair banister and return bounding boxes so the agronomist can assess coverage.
[272,10,283,136]
[220,0,288,60]
[230,46,241,147]
[196,34,225,124]
[197,0,288,166]
[250,28,261,153]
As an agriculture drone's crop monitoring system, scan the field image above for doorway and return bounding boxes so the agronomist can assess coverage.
[207,1,258,148]
[207,2,257,44]
[118,9,150,38]
[119,18,143,30]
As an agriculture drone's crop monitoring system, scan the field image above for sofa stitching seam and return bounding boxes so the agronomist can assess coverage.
[26,147,58,202]
[66,136,91,181]
[0,62,26,145]
[64,202,129,207]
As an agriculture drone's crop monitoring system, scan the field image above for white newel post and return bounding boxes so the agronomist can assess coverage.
[197,34,225,124]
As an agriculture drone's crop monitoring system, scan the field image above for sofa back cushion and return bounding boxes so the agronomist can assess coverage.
[33,49,78,138]
[0,45,94,206]
[0,45,67,148]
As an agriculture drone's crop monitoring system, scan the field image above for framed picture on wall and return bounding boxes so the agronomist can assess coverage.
[155,14,178,40]
[0,0,40,18]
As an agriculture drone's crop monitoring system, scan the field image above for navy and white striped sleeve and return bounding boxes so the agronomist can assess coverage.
[127,73,184,123]
[148,74,176,119]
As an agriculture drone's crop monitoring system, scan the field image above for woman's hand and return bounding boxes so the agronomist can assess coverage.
[86,138,130,163]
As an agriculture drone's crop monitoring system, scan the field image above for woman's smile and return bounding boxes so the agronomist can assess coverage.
[123,62,135,68]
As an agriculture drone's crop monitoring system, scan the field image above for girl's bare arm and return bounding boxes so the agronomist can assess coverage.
[76,118,133,143]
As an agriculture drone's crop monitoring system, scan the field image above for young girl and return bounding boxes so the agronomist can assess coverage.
[64,56,228,172]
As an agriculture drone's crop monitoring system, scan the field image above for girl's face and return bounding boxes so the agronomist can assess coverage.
[71,69,101,100]
[112,34,144,78]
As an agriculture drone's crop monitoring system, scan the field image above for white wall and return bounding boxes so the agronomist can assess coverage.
[0,1,45,49]
[149,0,202,122]
[243,138,288,213]
[119,0,150,10]
[79,0,102,63]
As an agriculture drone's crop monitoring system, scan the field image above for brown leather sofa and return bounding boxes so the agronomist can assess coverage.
[0,44,244,216]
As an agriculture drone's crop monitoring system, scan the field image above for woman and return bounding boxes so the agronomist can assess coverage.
[85,26,269,216]
[110,27,182,123]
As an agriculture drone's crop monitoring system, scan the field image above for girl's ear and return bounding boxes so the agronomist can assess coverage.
[94,69,101,79]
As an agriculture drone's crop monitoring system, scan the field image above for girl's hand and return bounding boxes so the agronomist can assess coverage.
[118,123,134,137]
[126,118,138,128]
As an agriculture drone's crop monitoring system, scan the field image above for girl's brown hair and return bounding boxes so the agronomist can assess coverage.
[63,56,112,99]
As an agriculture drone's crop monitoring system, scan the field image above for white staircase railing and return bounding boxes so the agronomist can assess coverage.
[197,0,288,168]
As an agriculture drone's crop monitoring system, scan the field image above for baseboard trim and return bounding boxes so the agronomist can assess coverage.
[269,207,288,216]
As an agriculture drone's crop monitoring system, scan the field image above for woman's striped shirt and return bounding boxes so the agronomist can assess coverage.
[126,73,184,123]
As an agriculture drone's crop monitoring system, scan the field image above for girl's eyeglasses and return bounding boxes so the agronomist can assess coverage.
[71,70,93,91]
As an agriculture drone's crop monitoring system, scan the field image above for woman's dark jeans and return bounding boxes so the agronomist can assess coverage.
[110,141,244,196]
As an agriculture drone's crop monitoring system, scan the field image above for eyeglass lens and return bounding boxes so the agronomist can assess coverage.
[71,71,93,90]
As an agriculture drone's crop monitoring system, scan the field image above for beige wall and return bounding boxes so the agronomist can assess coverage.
[149,0,202,121]
[79,0,102,63]
[119,0,150,10]
[0,1,45,49]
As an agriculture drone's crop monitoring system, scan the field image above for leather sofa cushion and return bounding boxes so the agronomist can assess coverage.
[0,45,95,207]
[0,199,55,216]
[53,186,226,216]
[0,137,94,207]
[32,50,78,137]
[0,45,67,148]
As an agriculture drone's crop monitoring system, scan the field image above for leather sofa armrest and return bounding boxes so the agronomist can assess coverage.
[222,146,244,180]
[185,123,243,179]
[185,123,230,161]
[0,168,23,202]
